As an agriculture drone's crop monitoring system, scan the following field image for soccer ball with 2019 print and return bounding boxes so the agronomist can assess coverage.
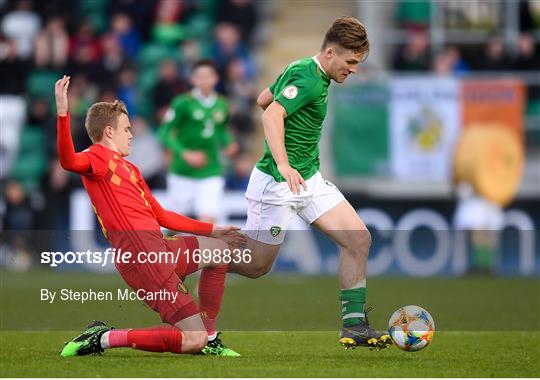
[388,305,435,351]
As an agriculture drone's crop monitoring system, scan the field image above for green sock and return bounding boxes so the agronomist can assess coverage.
[340,282,366,327]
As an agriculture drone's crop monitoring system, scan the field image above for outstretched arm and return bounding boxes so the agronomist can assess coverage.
[140,177,244,246]
[55,75,91,174]
[256,87,273,111]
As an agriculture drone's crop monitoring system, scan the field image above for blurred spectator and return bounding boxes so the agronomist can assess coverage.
[27,97,53,128]
[225,151,253,191]
[66,21,106,84]
[34,16,68,70]
[392,30,430,71]
[216,0,258,44]
[0,34,26,180]
[225,57,256,147]
[0,33,27,94]
[128,117,165,188]
[152,0,196,44]
[179,39,203,79]
[43,158,71,231]
[153,59,189,123]
[100,32,128,79]
[110,12,140,60]
[1,0,41,60]
[1,180,35,272]
[212,22,255,91]
[107,0,154,40]
[3,180,35,230]
[433,46,469,75]
[68,20,101,64]
[98,86,118,103]
[512,32,540,71]
[117,66,138,115]
[474,35,509,71]
[513,32,540,102]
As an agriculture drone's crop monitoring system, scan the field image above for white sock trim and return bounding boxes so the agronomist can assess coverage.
[208,332,217,341]
[350,279,366,289]
[100,330,110,349]
[343,312,365,319]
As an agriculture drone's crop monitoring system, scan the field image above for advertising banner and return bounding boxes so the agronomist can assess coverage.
[389,77,461,180]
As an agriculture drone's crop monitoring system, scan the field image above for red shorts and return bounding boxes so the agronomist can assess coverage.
[117,235,200,325]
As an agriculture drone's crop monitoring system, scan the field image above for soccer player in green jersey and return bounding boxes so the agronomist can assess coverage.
[159,60,237,223]
[229,16,392,350]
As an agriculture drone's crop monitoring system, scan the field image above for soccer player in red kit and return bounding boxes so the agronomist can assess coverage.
[55,76,242,357]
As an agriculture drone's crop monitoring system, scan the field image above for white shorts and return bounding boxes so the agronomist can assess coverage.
[166,173,225,219]
[245,167,345,244]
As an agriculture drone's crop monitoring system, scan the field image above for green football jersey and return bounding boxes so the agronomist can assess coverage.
[256,57,330,182]
[158,91,233,178]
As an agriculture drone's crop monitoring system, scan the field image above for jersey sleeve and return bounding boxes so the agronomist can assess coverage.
[57,114,107,179]
[158,98,186,154]
[273,70,321,116]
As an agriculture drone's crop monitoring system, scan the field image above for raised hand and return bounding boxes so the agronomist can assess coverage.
[54,75,70,116]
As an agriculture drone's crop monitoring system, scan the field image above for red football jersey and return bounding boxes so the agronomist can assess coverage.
[57,114,213,257]
[81,143,160,233]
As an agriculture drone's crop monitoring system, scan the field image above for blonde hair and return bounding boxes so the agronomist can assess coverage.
[322,16,369,55]
[84,100,128,142]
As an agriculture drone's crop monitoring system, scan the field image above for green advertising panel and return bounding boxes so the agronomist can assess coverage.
[331,83,390,176]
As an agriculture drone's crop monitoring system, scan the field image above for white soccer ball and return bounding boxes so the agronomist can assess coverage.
[388,305,435,351]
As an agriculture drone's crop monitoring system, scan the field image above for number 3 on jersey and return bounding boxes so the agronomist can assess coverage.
[202,119,215,138]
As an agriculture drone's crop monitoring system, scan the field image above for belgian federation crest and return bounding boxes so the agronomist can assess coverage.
[177,281,188,294]
[270,226,282,237]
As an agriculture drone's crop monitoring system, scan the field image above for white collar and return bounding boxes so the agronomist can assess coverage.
[191,88,217,108]
[312,55,327,75]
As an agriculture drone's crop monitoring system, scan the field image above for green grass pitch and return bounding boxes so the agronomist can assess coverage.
[1,272,539,377]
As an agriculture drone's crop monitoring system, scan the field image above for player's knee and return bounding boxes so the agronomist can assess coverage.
[343,229,371,257]
[241,259,272,278]
[181,330,208,353]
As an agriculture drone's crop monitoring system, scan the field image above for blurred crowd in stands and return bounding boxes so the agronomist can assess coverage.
[391,1,540,101]
[1,0,260,233]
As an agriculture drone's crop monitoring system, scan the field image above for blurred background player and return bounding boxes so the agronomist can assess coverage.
[54,75,242,357]
[228,16,391,351]
[158,59,238,224]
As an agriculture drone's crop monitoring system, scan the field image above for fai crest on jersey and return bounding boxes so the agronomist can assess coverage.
[213,110,225,123]
[193,109,204,120]
[282,85,298,99]
[270,226,282,237]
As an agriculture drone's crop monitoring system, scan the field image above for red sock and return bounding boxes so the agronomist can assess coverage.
[104,326,183,353]
[198,264,228,337]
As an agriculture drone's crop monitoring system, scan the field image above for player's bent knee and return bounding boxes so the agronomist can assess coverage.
[342,229,372,257]
[246,260,273,278]
[181,330,208,353]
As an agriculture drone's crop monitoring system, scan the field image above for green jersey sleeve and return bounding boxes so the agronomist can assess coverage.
[158,97,186,153]
[272,69,321,117]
